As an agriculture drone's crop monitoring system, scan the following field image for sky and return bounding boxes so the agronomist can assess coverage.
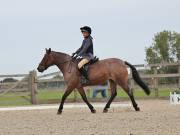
[0,0,180,74]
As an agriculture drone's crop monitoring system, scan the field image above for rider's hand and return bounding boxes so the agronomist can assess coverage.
[71,53,76,58]
[74,55,79,59]
[76,56,81,59]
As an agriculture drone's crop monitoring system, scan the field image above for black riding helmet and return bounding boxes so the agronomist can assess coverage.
[80,26,92,34]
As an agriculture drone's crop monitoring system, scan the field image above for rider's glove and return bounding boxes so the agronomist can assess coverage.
[71,53,77,58]
[76,56,81,59]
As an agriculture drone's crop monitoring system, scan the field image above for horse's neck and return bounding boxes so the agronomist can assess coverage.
[52,51,71,74]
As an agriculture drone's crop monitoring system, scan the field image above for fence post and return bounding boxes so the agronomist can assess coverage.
[29,70,38,104]
[178,65,180,88]
[153,67,159,98]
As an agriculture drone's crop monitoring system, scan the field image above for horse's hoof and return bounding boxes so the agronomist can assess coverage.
[135,107,140,111]
[91,109,96,113]
[103,109,108,113]
[57,110,62,115]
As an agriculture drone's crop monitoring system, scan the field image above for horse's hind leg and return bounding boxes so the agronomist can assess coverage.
[120,82,140,111]
[103,80,117,113]
[77,87,96,113]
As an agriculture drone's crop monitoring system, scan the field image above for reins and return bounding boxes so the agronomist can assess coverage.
[57,58,72,65]
[57,57,76,73]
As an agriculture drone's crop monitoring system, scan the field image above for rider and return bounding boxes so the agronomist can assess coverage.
[72,26,94,80]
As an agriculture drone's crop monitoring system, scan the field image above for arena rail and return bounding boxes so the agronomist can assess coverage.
[1,62,180,105]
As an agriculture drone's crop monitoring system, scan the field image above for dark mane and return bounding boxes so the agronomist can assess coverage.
[51,51,73,65]
[52,51,70,57]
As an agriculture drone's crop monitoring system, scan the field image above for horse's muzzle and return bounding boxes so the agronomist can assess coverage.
[37,65,45,73]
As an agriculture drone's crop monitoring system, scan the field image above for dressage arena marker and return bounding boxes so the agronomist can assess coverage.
[170,92,180,105]
[0,103,131,111]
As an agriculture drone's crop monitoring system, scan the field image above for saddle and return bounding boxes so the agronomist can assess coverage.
[76,56,99,66]
[76,56,99,85]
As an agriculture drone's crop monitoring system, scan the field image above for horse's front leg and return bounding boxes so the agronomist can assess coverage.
[77,87,96,113]
[57,88,73,115]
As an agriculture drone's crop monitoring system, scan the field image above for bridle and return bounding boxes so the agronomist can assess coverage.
[39,53,76,73]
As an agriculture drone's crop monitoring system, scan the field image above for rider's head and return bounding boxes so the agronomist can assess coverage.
[37,48,54,73]
[80,26,91,38]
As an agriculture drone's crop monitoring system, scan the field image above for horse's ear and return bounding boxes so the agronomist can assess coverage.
[45,48,51,54]
[49,48,51,53]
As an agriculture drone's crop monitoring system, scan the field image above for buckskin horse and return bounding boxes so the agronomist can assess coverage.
[37,48,150,114]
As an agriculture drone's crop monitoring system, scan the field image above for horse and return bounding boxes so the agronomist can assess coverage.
[37,48,150,114]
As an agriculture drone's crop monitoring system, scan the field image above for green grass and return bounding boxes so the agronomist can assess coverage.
[37,89,76,100]
[0,92,31,106]
[37,89,150,100]
[0,88,174,107]
[37,88,172,100]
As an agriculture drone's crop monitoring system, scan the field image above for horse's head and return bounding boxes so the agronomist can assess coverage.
[37,48,55,73]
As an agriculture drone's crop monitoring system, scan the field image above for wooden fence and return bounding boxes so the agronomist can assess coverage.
[1,62,180,105]
[130,62,180,97]
[0,71,38,105]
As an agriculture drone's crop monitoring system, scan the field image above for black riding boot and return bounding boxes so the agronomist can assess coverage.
[79,67,89,81]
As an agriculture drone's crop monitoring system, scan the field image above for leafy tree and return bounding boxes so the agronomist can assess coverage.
[146,30,180,64]
[145,30,180,84]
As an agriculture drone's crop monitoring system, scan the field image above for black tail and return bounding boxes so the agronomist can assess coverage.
[125,61,150,95]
